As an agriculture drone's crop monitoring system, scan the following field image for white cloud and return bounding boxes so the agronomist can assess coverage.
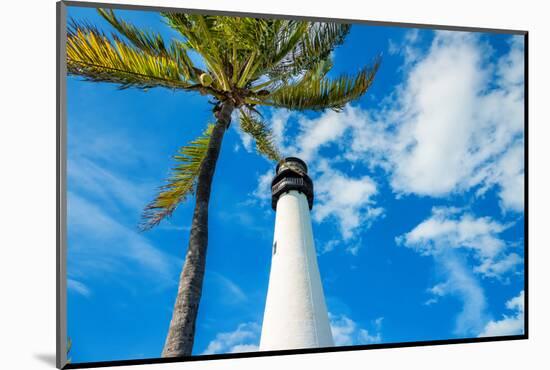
[479,290,524,337]
[209,272,248,304]
[330,314,357,346]
[417,251,489,335]
[217,204,272,237]
[397,207,522,335]
[68,157,154,214]
[67,278,92,298]
[271,109,293,152]
[330,314,383,346]
[68,192,178,284]
[475,252,523,278]
[277,106,389,170]
[482,142,525,212]
[313,161,383,244]
[157,221,191,232]
[397,207,520,278]
[228,344,259,353]
[202,322,260,354]
[320,239,339,254]
[377,32,523,210]
[294,109,356,162]
[373,317,384,330]
[388,29,424,66]
[68,125,154,168]
[497,36,525,88]
[424,297,438,306]
[345,242,362,256]
[252,169,274,202]
[404,29,420,43]
[438,251,489,335]
[358,329,382,344]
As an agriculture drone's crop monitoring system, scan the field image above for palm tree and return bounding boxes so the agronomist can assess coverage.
[67,9,380,357]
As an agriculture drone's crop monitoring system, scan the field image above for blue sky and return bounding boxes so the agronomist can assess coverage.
[65,6,525,363]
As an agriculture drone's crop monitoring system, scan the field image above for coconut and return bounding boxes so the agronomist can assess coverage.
[199,73,213,87]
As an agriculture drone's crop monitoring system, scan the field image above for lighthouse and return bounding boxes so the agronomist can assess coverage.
[259,157,334,350]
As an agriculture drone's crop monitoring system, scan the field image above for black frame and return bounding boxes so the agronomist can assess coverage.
[56,1,529,368]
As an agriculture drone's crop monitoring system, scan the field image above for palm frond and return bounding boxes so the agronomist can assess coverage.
[266,21,308,67]
[258,57,380,111]
[169,39,202,82]
[256,57,332,91]
[267,22,351,81]
[97,8,168,56]
[67,20,192,90]
[246,22,348,92]
[140,125,214,230]
[157,15,353,91]
[239,109,282,162]
[161,13,230,90]
[67,337,72,364]
[99,7,203,82]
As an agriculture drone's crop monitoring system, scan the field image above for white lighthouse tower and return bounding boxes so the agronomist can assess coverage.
[259,157,334,350]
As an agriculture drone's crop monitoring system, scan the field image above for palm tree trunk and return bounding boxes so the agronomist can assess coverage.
[162,99,234,357]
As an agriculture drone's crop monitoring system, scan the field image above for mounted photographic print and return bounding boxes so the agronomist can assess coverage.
[56,1,528,368]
